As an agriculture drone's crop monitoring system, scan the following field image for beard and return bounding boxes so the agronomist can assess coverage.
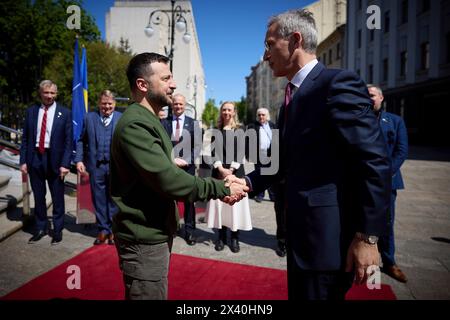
[146,90,172,109]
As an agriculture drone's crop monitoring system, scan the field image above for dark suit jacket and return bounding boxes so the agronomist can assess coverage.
[379,111,408,190]
[246,120,276,165]
[161,114,199,169]
[74,110,122,173]
[20,103,73,173]
[248,62,391,271]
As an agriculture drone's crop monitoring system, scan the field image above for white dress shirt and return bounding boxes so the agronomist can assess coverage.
[290,58,319,91]
[171,113,185,141]
[35,102,56,148]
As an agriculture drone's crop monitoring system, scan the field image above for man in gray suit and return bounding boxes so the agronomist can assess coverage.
[75,90,122,245]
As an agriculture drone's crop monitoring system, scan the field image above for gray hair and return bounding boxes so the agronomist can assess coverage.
[268,9,317,54]
[39,80,57,92]
[256,107,270,121]
[367,84,383,96]
[99,89,115,100]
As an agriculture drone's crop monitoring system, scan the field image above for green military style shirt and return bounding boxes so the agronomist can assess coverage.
[110,103,230,244]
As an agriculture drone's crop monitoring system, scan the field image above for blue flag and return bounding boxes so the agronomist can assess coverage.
[81,46,88,113]
[72,38,86,155]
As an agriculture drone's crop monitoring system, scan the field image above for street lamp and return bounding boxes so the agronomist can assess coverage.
[144,0,191,72]
[186,75,206,119]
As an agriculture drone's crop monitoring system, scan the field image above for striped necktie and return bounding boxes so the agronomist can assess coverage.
[38,106,49,154]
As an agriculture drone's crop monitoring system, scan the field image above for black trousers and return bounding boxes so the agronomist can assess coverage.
[286,249,354,300]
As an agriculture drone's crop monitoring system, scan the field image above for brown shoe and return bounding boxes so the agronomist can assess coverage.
[93,233,107,245]
[107,233,115,245]
[384,265,408,283]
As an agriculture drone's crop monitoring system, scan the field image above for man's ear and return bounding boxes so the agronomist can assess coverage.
[135,78,148,92]
[292,32,302,49]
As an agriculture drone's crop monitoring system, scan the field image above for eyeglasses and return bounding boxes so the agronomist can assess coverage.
[257,114,266,117]
[264,41,272,52]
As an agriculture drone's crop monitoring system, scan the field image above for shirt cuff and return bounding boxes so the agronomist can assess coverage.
[230,162,241,170]
[213,161,222,169]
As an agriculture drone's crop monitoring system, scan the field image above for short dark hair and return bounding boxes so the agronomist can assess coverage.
[126,52,170,90]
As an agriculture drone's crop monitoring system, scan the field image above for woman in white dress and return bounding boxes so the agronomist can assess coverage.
[206,101,252,253]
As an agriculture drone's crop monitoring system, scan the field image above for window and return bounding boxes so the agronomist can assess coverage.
[383,58,389,82]
[358,0,362,10]
[370,29,374,42]
[356,69,361,76]
[328,49,332,64]
[384,11,390,33]
[401,0,409,24]
[400,51,408,76]
[358,29,362,48]
[420,42,429,70]
[368,64,373,83]
[336,43,341,59]
[323,53,327,64]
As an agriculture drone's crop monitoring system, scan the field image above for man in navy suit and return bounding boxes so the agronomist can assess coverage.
[20,80,72,245]
[161,93,200,245]
[75,90,122,245]
[368,84,408,283]
[226,9,391,300]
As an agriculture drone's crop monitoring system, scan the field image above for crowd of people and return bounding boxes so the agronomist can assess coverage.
[18,8,409,300]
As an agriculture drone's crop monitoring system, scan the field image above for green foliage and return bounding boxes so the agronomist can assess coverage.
[201,99,219,128]
[0,0,100,106]
[235,96,247,125]
[43,41,132,110]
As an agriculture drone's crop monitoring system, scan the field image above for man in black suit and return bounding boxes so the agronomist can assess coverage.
[247,107,276,203]
[161,93,200,245]
[20,80,73,245]
[228,9,391,300]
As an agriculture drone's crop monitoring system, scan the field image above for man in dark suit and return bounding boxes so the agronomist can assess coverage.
[74,90,122,245]
[20,80,73,245]
[247,107,277,203]
[368,84,408,283]
[161,93,199,245]
[227,9,391,300]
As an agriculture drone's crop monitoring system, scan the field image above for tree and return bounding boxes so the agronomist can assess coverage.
[0,0,100,106]
[43,41,132,110]
[235,96,247,125]
[201,99,219,128]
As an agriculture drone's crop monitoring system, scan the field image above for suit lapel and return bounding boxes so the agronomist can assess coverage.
[32,105,39,141]
[50,103,61,139]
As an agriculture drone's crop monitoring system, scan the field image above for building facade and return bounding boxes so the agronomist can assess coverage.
[106,0,205,119]
[246,0,347,123]
[346,0,450,145]
[317,24,346,69]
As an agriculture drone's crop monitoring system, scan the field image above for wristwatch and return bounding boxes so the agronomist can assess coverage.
[355,232,379,245]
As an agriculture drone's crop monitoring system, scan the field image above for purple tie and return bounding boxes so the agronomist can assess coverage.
[284,82,293,122]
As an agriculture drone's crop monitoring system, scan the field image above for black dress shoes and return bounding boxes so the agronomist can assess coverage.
[215,239,225,251]
[51,233,62,245]
[28,230,47,244]
[185,234,196,246]
[276,240,286,257]
[230,238,240,253]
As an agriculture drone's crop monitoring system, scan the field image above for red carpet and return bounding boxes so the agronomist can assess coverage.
[1,245,396,300]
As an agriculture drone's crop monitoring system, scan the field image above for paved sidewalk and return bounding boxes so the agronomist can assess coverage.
[0,148,449,299]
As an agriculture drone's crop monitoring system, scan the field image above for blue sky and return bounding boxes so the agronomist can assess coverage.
[83,0,315,104]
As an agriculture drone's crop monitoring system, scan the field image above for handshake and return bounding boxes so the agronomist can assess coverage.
[221,175,249,205]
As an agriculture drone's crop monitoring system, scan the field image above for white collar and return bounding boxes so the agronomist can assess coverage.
[41,102,56,110]
[289,59,319,89]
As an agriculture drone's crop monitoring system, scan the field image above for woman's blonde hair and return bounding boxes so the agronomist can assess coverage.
[217,101,240,129]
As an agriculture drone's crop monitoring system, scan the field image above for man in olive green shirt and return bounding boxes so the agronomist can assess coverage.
[110,52,248,300]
